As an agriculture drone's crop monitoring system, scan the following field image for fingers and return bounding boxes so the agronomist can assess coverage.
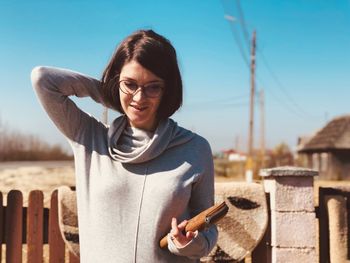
[171,218,187,235]
[177,219,188,229]
[170,218,196,247]
[171,218,179,236]
[186,230,196,239]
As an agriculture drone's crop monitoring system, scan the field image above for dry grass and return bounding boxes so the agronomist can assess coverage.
[0,161,75,207]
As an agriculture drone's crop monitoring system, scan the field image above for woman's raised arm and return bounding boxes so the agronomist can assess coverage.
[31,66,105,142]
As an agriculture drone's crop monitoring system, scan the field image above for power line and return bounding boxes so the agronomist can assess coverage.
[229,0,315,119]
[221,0,250,68]
[185,101,249,110]
[221,1,318,121]
[235,0,251,50]
[257,50,315,118]
[255,75,310,119]
[187,93,249,105]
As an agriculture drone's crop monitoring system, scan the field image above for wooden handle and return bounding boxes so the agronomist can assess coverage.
[159,202,228,249]
[159,235,169,249]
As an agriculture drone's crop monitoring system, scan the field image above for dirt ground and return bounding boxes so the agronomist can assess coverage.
[0,161,75,208]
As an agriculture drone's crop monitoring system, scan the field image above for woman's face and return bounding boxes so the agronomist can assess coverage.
[119,60,164,131]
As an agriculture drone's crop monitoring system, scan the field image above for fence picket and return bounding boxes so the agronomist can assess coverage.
[5,190,23,263]
[0,192,3,262]
[69,252,80,263]
[251,193,271,263]
[0,186,306,263]
[27,190,44,263]
[49,190,65,263]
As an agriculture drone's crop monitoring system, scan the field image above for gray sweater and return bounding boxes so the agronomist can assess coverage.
[31,66,218,263]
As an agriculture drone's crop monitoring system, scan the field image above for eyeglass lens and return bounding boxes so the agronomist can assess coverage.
[120,80,163,98]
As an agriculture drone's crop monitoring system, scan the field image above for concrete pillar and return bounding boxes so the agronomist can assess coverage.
[326,195,349,263]
[260,166,318,263]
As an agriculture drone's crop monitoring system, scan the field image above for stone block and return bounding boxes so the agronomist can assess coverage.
[272,247,317,263]
[260,166,318,178]
[264,177,314,212]
[271,211,316,248]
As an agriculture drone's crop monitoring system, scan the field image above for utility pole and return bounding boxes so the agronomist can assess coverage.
[248,30,256,157]
[260,89,265,168]
[246,30,256,182]
[102,107,108,125]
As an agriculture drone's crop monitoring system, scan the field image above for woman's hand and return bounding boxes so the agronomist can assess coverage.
[170,217,197,248]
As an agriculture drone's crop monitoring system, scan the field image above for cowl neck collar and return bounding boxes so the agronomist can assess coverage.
[107,115,195,163]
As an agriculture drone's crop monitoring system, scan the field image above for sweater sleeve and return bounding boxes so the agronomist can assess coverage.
[168,137,218,259]
[31,66,105,143]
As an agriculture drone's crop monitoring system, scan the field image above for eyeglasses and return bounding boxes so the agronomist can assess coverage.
[119,80,164,98]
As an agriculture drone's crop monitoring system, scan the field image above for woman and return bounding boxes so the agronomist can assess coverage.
[31,29,218,262]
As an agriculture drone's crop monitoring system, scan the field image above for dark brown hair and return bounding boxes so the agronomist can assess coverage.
[101,29,182,120]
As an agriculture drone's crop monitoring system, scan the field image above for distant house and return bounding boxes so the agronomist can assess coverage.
[298,115,350,180]
[222,149,247,162]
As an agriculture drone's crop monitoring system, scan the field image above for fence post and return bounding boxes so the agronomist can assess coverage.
[5,190,23,263]
[27,190,44,263]
[49,189,65,263]
[260,166,318,263]
[0,192,3,262]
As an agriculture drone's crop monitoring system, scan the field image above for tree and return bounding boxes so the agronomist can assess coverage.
[268,142,294,167]
[0,119,72,161]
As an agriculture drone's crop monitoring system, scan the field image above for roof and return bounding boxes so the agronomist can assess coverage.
[223,149,237,154]
[299,115,350,153]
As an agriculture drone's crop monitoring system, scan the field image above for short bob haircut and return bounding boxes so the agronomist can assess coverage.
[100,29,182,120]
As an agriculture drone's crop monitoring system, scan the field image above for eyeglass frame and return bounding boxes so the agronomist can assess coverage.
[118,79,164,98]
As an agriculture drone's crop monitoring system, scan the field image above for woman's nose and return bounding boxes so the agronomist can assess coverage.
[132,88,146,101]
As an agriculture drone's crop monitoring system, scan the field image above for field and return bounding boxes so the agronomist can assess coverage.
[0,161,75,208]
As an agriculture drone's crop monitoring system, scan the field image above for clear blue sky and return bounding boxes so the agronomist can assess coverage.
[0,0,349,153]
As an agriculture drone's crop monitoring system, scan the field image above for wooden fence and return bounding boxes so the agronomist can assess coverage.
[0,189,78,263]
[0,189,270,263]
[2,178,349,262]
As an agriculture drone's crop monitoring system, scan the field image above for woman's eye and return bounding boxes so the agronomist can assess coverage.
[146,84,162,92]
[124,82,138,90]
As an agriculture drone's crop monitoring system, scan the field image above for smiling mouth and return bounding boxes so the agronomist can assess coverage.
[131,105,147,111]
